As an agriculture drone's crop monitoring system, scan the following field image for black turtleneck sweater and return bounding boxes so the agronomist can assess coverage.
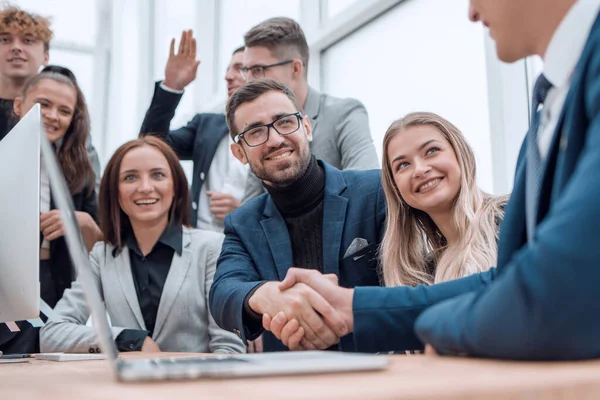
[242,157,327,336]
[265,156,325,272]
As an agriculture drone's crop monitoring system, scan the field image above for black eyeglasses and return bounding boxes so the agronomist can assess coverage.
[235,112,303,147]
[239,60,293,81]
[41,65,77,83]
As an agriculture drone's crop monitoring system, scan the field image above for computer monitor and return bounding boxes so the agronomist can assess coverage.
[0,104,41,323]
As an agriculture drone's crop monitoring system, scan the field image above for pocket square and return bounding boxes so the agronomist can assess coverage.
[344,237,370,260]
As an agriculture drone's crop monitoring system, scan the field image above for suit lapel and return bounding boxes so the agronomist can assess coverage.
[321,164,347,276]
[536,111,565,224]
[115,249,145,328]
[153,231,192,338]
[260,197,293,280]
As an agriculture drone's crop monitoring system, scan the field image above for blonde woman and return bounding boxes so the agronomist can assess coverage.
[380,112,507,287]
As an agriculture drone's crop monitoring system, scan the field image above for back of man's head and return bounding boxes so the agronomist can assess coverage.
[226,78,301,137]
[0,5,53,52]
[244,17,309,76]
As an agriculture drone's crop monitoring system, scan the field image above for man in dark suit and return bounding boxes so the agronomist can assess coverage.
[140,31,254,231]
[268,0,600,361]
[208,79,385,352]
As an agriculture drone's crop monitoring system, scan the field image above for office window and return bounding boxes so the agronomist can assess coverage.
[326,0,361,20]
[321,0,496,193]
[14,0,98,46]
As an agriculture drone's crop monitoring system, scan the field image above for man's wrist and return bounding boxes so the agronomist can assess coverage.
[342,288,355,332]
[160,80,185,93]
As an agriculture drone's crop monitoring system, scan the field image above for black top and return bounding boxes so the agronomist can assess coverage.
[266,156,326,272]
[0,98,15,142]
[265,155,325,218]
[114,223,182,352]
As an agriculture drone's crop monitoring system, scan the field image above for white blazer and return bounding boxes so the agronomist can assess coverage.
[40,227,245,354]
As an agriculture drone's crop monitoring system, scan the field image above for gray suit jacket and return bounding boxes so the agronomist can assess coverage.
[40,227,245,354]
[242,86,379,201]
[304,86,379,170]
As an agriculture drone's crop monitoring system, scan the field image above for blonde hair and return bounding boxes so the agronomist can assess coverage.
[379,112,507,287]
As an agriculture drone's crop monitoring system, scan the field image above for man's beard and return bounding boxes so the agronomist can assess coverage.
[248,144,311,188]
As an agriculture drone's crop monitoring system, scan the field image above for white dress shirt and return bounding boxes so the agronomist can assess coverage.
[196,134,249,232]
[538,0,600,159]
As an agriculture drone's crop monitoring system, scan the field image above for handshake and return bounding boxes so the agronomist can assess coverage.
[248,268,355,351]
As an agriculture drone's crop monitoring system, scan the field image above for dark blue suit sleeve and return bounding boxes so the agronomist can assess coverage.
[415,46,600,360]
[139,82,197,160]
[209,214,266,342]
[352,268,496,352]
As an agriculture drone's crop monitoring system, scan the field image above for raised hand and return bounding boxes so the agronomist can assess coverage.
[248,281,348,350]
[163,29,200,91]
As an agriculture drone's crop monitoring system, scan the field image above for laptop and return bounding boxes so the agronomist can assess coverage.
[40,118,389,381]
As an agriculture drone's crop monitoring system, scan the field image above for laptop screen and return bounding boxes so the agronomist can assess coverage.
[40,118,119,364]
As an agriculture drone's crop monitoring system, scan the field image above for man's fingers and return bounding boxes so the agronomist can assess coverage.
[280,319,301,348]
[323,273,339,285]
[190,36,197,59]
[45,227,64,241]
[262,313,272,332]
[298,338,318,351]
[287,326,305,351]
[210,198,234,208]
[184,29,193,55]
[268,311,288,340]
[280,267,313,290]
[177,30,186,55]
[169,38,175,57]
[208,192,232,201]
[304,286,348,337]
[300,303,339,348]
[280,268,337,297]
[41,220,62,237]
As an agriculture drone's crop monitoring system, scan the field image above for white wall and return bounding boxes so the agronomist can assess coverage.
[321,0,494,192]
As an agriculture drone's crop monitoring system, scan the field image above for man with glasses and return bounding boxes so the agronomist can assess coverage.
[209,78,385,352]
[0,5,100,187]
[241,17,379,171]
[141,31,260,231]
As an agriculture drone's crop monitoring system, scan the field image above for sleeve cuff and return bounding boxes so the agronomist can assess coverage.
[115,329,149,352]
[159,81,185,94]
[242,281,268,340]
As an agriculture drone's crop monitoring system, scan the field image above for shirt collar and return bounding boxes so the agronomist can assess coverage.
[543,0,600,88]
[114,223,183,258]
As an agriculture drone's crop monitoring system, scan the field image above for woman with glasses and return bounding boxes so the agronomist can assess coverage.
[380,112,507,287]
[0,67,102,355]
[41,137,246,354]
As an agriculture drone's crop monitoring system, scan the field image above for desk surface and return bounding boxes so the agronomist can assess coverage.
[2,352,600,399]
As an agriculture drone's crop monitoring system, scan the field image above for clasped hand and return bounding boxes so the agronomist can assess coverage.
[249,268,354,351]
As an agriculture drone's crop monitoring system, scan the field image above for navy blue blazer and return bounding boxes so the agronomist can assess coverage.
[209,162,385,352]
[140,82,229,226]
[414,13,600,360]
